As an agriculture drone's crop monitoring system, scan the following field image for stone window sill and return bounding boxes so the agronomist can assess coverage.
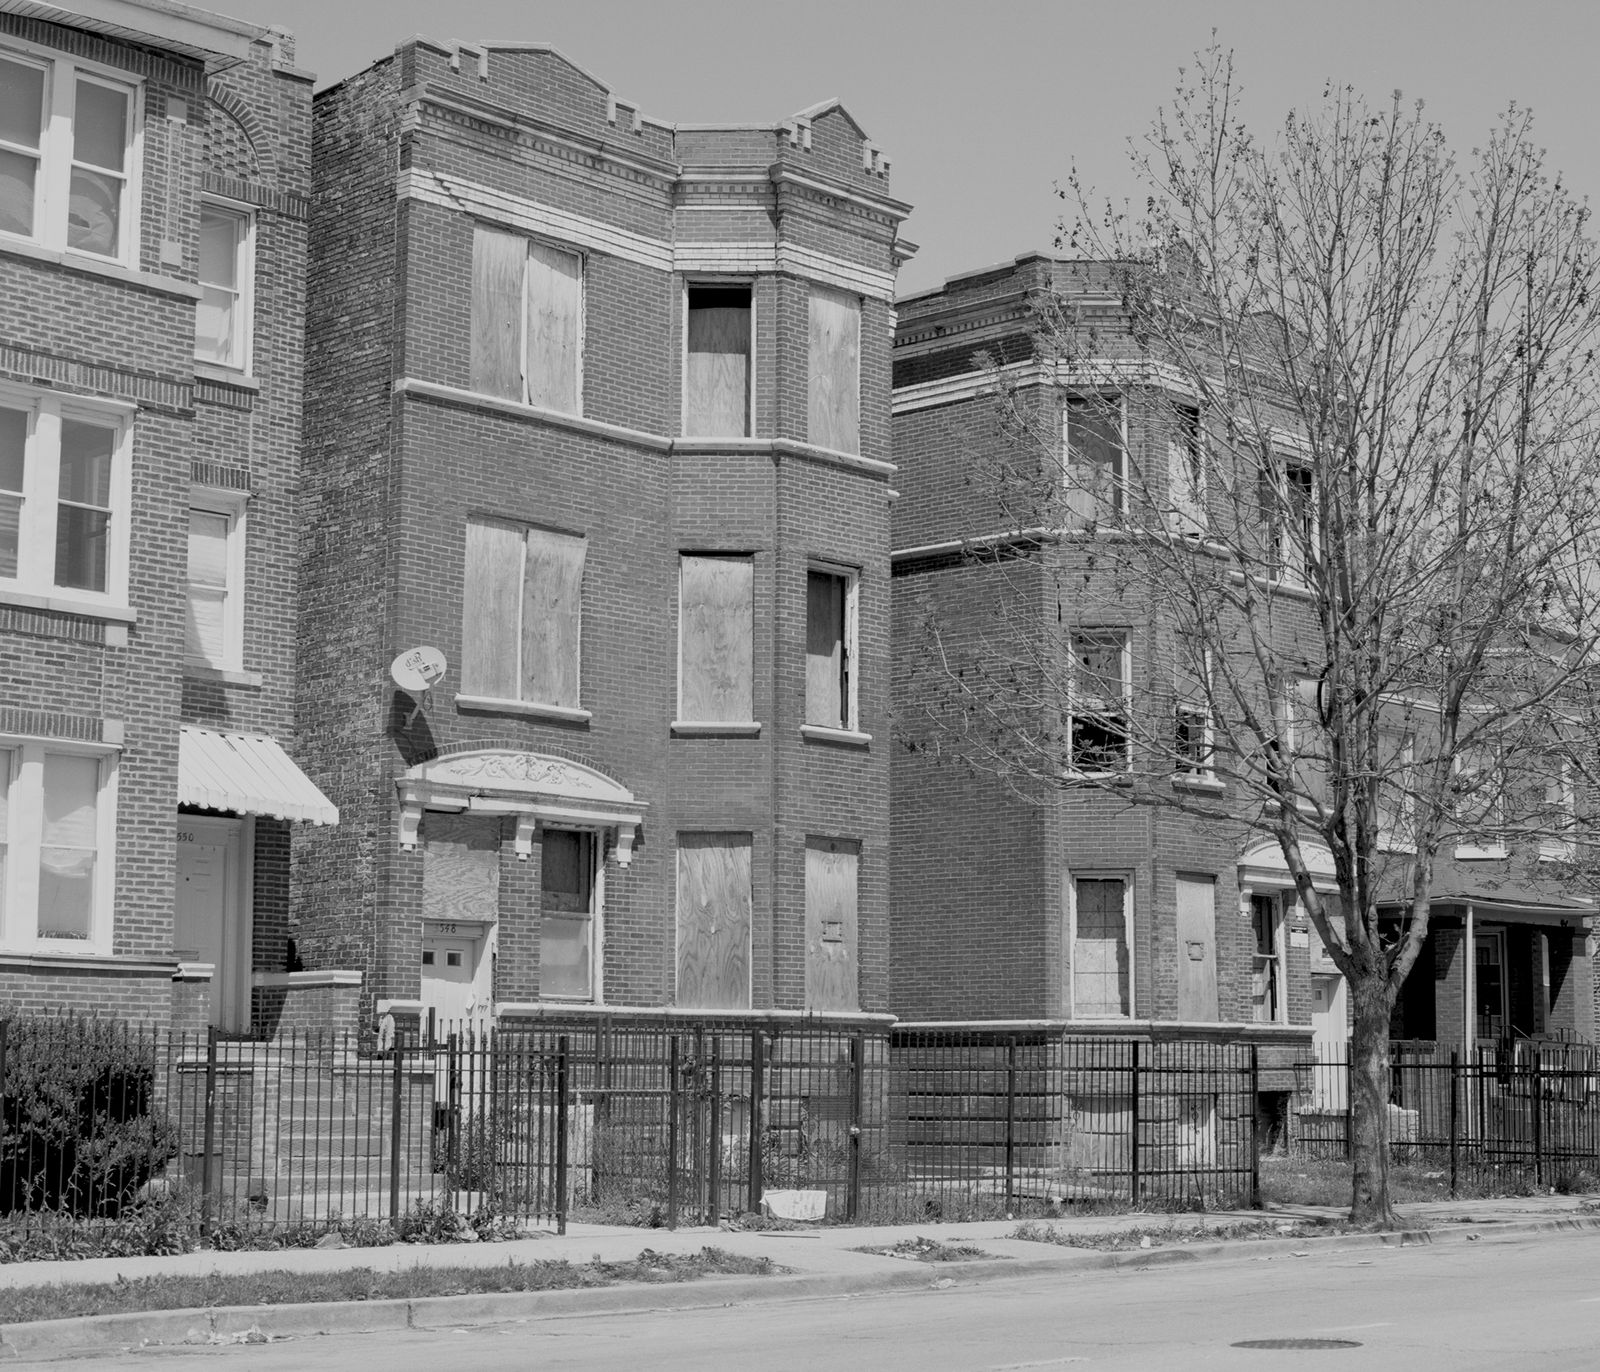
[671,720,761,737]
[455,694,592,724]
[800,724,872,748]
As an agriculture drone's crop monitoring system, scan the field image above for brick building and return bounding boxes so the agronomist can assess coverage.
[298,38,912,1031]
[0,0,334,1029]
[890,252,1593,1066]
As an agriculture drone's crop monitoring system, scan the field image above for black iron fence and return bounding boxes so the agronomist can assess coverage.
[1292,1039,1600,1193]
[1,1013,1268,1249]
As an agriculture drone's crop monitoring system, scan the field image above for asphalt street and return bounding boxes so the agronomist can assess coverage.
[49,1226,1600,1371]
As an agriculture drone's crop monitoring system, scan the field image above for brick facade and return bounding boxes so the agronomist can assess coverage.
[0,5,323,1028]
[298,40,912,1028]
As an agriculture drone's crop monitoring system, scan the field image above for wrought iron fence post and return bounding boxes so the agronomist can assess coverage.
[201,1025,219,1239]
[1129,1040,1141,1205]
[1249,1046,1261,1209]
[1449,1049,1460,1197]
[555,1035,570,1236]
[848,1032,864,1222]
[707,1042,722,1225]
[667,1034,680,1230]
[747,1029,765,1215]
[1532,1050,1544,1189]
[389,1030,404,1222]
[1004,1035,1018,1211]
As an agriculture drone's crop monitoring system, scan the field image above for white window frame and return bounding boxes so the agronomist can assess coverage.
[0,737,118,954]
[1174,644,1214,779]
[1250,891,1288,1025]
[1063,391,1126,529]
[1260,448,1317,585]
[1540,760,1578,862]
[681,277,755,438]
[1067,629,1132,776]
[0,39,142,266]
[1168,399,1206,534]
[1376,730,1417,853]
[538,825,603,1004]
[1068,872,1134,1019]
[196,198,254,374]
[1454,746,1509,860]
[0,383,133,611]
[185,489,247,672]
[804,561,860,735]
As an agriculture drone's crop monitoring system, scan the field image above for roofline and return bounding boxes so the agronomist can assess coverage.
[0,0,267,66]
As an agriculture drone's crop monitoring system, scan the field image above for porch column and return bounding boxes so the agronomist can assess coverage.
[1463,903,1475,1048]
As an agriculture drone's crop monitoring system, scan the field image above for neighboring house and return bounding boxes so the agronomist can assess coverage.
[297,38,912,1032]
[889,252,1594,1070]
[0,0,334,1030]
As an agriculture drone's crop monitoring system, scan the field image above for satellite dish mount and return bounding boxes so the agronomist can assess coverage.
[391,646,448,727]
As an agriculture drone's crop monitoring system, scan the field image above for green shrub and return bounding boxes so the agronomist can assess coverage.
[1,1018,179,1217]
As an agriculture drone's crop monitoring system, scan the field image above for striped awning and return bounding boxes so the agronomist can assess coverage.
[179,727,339,826]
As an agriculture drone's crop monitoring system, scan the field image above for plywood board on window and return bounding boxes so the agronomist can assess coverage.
[1175,874,1218,1022]
[470,227,524,401]
[679,554,753,722]
[423,813,500,925]
[805,571,845,728]
[805,839,858,1012]
[522,528,584,708]
[525,241,582,414]
[685,296,750,436]
[461,517,522,699]
[807,287,860,454]
[676,834,751,1009]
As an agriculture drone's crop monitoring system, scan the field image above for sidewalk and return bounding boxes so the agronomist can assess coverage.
[3,1194,1597,1360]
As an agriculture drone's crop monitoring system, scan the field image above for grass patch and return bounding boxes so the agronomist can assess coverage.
[853,1236,996,1262]
[0,1248,778,1326]
[1009,1217,1342,1251]
[1258,1154,1563,1207]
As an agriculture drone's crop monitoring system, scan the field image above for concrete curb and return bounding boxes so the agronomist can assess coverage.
[5,1215,1599,1360]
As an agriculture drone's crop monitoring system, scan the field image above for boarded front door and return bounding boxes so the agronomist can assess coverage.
[175,818,245,1031]
[676,834,752,1008]
[1175,875,1218,1021]
[421,934,480,1024]
[805,838,859,1011]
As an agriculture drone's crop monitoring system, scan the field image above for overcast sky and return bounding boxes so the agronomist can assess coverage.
[217,0,1600,298]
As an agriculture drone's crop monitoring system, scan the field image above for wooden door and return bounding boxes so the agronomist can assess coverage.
[675,834,752,1009]
[805,839,858,1011]
[175,818,244,1030]
[1175,875,1218,1021]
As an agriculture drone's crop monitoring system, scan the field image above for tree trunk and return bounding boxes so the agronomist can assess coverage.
[1348,974,1397,1227]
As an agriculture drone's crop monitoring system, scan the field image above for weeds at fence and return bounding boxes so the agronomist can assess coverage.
[1009,1216,1341,1250]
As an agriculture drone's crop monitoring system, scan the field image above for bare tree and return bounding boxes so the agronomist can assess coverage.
[906,49,1600,1225]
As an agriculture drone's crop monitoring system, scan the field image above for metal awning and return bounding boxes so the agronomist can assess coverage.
[179,727,339,826]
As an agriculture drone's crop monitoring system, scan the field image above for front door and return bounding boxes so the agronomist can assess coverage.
[175,817,246,1031]
[421,932,482,1028]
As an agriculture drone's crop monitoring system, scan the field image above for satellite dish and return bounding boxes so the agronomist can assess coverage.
[391,646,447,694]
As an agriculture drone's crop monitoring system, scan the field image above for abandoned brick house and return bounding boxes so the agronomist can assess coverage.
[887,253,1594,1063]
[0,0,334,1029]
[294,37,913,1032]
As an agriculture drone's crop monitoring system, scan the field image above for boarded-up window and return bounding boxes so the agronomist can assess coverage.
[808,287,860,454]
[423,813,499,924]
[1073,877,1129,1018]
[1174,874,1218,1022]
[806,568,856,729]
[470,227,582,414]
[461,518,586,708]
[676,834,751,1009]
[685,285,750,436]
[805,838,858,1012]
[678,554,753,722]
[1064,394,1123,527]
[540,828,594,1000]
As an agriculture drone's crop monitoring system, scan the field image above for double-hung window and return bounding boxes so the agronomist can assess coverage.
[540,828,597,1001]
[186,495,246,670]
[1071,875,1132,1018]
[1168,401,1206,532]
[1454,745,1508,859]
[460,518,587,717]
[0,741,117,952]
[197,202,253,371]
[1540,760,1578,862]
[470,226,582,414]
[0,389,130,605]
[1068,631,1130,774]
[1064,393,1125,528]
[1173,641,1213,778]
[1259,455,1315,582]
[805,566,859,734]
[0,46,137,262]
